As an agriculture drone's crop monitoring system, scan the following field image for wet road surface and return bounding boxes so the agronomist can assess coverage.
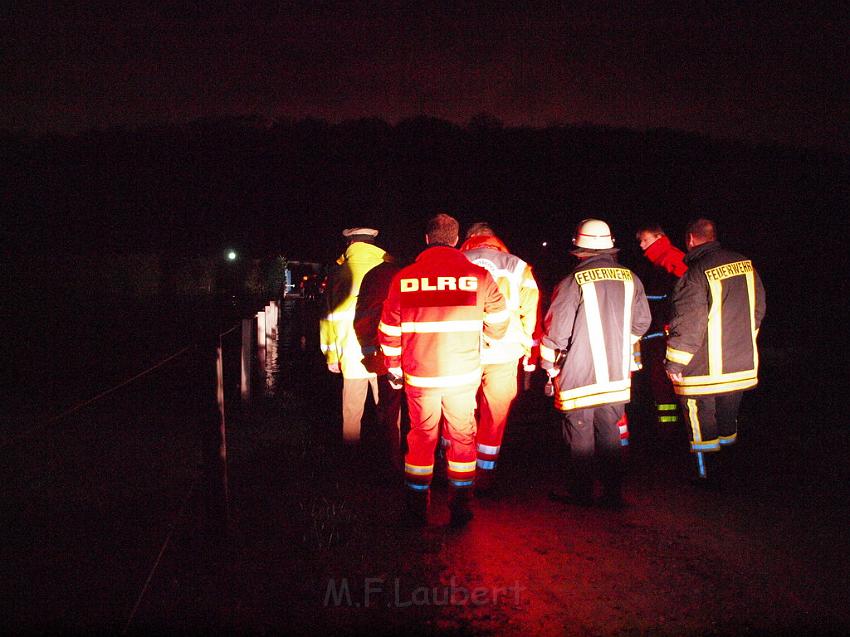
[2,297,848,635]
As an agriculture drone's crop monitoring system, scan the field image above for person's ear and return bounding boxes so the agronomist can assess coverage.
[425,234,430,245]
[450,235,458,247]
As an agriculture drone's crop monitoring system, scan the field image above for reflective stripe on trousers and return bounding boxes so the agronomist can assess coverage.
[404,383,478,490]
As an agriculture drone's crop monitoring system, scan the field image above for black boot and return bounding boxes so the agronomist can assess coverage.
[599,468,626,510]
[715,444,740,490]
[689,451,721,491]
[549,471,594,506]
[597,448,627,509]
[475,468,497,498]
[448,488,474,528]
[403,489,430,527]
[568,458,595,506]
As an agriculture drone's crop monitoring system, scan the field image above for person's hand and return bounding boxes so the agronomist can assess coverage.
[546,367,559,379]
[666,370,683,383]
[327,362,340,374]
[522,355,536,372]
[387,367,403,390]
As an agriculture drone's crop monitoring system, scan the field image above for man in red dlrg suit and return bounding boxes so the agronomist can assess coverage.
[379,213,509,527]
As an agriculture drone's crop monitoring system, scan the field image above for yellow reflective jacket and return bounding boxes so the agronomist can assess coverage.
[320,241,390,378]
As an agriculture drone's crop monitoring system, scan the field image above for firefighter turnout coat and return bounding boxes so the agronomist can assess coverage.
[378,245,510,388]
[664,241,766,396]
[540,253,652,412]
[320,241,391,379]
[459,235,539,364]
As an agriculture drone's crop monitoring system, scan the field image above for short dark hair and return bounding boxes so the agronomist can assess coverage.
[465,221,496,239]
[685,218,717,242]
[636,223,665,239]
[426,213,460,245]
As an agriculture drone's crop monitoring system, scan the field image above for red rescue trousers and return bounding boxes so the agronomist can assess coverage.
[475,360,519,472]
[404,383,478,492]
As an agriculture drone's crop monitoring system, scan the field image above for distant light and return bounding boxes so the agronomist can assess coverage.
[227,250,237,261]
[542,241,548,247]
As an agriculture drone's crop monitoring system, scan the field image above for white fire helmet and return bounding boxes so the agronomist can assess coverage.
[573,218,614,250]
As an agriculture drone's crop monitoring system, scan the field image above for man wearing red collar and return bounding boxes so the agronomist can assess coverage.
[636,224,688,437]
[638,225,687,278]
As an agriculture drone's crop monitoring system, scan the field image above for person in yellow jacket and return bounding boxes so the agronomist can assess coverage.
[320,227,394,445]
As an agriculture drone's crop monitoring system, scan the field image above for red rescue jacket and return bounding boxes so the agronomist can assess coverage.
[379,245,509,388]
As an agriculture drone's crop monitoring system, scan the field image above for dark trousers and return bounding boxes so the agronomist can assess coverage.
[645,338,682,429]
[679,391,743,453]
[562,403,625,499]
[377,376,405,473]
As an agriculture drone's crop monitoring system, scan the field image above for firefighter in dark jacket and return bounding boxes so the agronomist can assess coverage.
[665,218,766,485]
[541,219,651,507]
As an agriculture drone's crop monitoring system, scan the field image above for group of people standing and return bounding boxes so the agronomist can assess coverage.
[319,213,766,528]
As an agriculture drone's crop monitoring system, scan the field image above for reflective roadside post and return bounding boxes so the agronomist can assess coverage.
[215,338,230,532]
[257,310,267,370]
[241,318,252,405]
[265,304,273,340]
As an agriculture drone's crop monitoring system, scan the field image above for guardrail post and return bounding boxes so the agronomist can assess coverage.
[256,310,267,370]
[270,300,278,334]
[241,318,252,404]
[264,304,273,339]
[215,340,230,528]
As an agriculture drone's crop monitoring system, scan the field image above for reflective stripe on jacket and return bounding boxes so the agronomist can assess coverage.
[460,235,540,364]
[540,253,651,411]
[319,241,389,378]
[665,241,766,396]
[378,245,509,388]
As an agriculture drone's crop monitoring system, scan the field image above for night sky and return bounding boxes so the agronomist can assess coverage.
[3,2,848,152]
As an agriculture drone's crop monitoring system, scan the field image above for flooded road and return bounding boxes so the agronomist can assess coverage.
[2,296,849,635]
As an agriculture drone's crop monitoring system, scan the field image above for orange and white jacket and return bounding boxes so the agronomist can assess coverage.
[379,245,509,388]
[460,235,539,364]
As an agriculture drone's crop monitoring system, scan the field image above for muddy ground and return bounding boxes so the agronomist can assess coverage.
[2,299,848,635]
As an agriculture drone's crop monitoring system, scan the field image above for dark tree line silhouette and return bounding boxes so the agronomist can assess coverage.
[2,114,848,353]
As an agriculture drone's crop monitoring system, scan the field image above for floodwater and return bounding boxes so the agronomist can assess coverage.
[1,295,319,631]
[2,296,849,634]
